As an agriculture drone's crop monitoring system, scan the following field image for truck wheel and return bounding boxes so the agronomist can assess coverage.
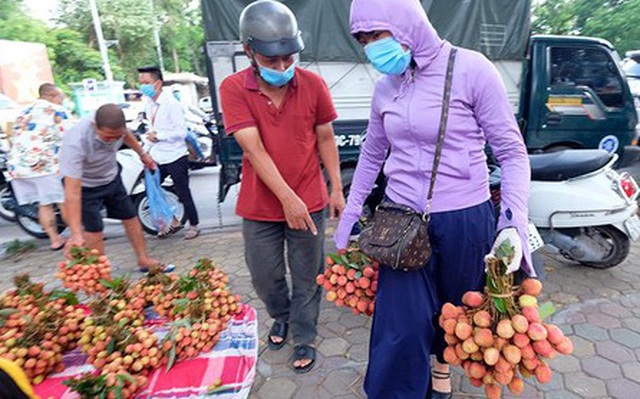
[134,190,187,235]
[580,225,630,269]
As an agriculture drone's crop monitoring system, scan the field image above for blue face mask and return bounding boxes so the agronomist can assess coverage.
[140,83,157,98]
[258,63,296,87]
[364,37,412,75]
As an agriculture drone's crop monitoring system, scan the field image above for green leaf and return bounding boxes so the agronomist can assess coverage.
[486,274,498,293]
[0,308,19,318]
[116,373,137,384]
[348,263,361,271]
[328,253,342,264]
[49,289,79,305]
[492,297,507,314]
[99,279,115,289]
[166,344,177,372]
[495,240,515,262]
[340,255,350,265]
[538,301,556,320]
[106,337,116,354]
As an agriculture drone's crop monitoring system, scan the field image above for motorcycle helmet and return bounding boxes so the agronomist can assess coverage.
[239,0,304,57]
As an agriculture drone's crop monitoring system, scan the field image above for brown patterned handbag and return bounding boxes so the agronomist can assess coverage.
[358,48,457,271]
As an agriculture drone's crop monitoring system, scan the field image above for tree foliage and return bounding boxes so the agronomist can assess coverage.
[533,0,640,55]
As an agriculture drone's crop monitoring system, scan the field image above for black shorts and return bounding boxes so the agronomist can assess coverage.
[82,176,136,232]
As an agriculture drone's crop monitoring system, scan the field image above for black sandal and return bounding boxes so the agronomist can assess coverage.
[429,370,452,399]
[267,321,288,350]
[292,344,316,374]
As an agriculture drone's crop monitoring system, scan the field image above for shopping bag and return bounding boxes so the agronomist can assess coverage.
[144,169,175,232]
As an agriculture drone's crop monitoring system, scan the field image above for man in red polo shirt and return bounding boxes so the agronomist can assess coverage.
[219,0,344,373]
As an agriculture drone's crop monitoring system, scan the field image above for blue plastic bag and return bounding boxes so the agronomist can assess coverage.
[144,169,175,232]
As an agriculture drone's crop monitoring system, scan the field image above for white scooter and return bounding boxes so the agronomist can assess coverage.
[491,149,639,269]
[529,150,639,268]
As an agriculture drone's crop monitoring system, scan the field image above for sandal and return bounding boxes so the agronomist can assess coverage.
[184,227,200,240]
[292,344,316,374]
[50,240,66,251]
[429,370,452,399]
[157,223,183,238]
[138,263,176,273]
[267,321,288,350]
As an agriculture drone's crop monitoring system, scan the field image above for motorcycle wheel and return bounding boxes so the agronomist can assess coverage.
[15,212,66,239]
[134,190,187,235]
[0,185,16,222]
[579,225,630,269]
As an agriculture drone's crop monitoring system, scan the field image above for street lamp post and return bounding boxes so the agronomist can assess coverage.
[88,0,114,83]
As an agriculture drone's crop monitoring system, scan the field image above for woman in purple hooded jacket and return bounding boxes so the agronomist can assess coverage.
[333,0,533,398]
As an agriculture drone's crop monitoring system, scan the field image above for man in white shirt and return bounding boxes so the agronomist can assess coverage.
[138,66,200,239]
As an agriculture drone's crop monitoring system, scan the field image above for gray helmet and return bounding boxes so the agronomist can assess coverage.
[239,0,304,57]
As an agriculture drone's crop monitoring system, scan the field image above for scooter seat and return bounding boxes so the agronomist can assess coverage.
[529,149,613,181]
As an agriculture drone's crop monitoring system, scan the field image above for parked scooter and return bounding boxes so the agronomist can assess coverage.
[0,149,186,238]
[490,149,639,269]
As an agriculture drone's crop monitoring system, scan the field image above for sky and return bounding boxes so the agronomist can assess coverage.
[23,0,60,25]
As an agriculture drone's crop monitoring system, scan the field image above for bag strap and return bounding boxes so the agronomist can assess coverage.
[425,47,457,217]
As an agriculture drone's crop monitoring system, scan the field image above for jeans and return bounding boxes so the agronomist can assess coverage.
[242,209,326,345]
[185,130,204,159]
[158,155,199,226]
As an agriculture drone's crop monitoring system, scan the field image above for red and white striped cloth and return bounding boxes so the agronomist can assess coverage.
[34,305,258,399]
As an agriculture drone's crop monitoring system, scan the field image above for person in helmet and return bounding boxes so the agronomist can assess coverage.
[219,0,344,373]
[333,0,532,398]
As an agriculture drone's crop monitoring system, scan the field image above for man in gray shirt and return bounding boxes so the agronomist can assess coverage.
[59,103,169,272]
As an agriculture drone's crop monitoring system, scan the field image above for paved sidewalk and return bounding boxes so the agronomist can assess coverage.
[1,221,640,398]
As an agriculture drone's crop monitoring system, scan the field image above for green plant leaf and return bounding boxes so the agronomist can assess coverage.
[495,240,515,261]
[106,337,116,354]
[49,289,79,305]
[538,301,556,320]
[166,344,177,372]
[492,297,507,314]
[328,253,342,264]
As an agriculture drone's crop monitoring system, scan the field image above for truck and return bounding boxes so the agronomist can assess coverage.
[201,0,639,203]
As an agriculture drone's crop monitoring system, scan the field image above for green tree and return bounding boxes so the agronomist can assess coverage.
[533,0,640,55]
[532,0,576,35]
[57,0,206,87]
[0,0,49,43]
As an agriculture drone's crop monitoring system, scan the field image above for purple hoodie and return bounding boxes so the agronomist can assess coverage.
[333,0,533,275]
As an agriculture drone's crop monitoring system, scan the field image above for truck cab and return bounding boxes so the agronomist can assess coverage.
[521,36,638,155]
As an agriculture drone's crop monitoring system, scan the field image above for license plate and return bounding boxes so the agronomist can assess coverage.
[624,215,640,241]
[527,222,544,252]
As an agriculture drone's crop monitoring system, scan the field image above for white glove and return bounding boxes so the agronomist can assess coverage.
[487,227,522,274]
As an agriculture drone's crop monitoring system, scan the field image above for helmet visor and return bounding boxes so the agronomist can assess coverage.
[248,32,305,57]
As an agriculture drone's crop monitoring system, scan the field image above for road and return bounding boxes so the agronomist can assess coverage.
[0,166,243,245]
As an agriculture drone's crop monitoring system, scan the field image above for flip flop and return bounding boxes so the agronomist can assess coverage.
[267,320,288,350]
[138,263,176,273]
[292,344,316,374]
[50,240,66,251]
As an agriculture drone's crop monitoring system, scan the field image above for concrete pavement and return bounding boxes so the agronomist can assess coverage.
[1,221,640,398]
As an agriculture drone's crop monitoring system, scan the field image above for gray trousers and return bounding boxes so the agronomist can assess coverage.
[242,210,325,346]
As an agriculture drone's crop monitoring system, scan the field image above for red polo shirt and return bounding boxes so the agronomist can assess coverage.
[219,67,338,221]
